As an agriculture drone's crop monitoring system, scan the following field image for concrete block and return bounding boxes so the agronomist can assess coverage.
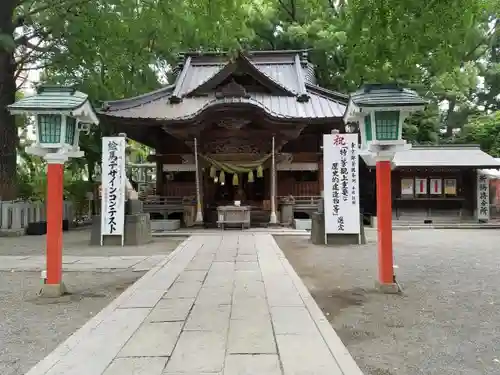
[224,354,282,375]
[39,283,67,298]
[270,306,319,335]
[165,331,227,373]
[235,262,260,271]
[103,357,167,375]
[146,298,195,322]
[227,318,276,354]
[150,219,180,232]
[90,214,152,246]
[118,322,183,357]
[375,280,401,294]
[293,218,311,231]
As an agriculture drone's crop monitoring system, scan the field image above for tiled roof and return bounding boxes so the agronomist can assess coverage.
[361,145,500,168]
[8,86,89,111]
[102,90,345,120]
[351,84,428,107]
[101,50,347,121]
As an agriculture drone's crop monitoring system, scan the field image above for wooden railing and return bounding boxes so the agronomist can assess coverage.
[278,196,321,207]
[141,195,195,212]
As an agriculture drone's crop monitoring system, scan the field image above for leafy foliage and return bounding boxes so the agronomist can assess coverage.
[3,0,500,199]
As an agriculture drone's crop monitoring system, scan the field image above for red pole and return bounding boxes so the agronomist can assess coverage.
[376,160,394,285]
[46,162,64,285]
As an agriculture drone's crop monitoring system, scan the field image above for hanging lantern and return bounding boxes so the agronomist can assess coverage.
[256,165,263,178]
[248,170,254,183]
[219,171,225,184]
[210,166,216,178]
[232,173,239,186]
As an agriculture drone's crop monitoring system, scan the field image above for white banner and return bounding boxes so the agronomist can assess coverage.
[477,172,490,221]
[101,137,126,237]
[323,133,360,234]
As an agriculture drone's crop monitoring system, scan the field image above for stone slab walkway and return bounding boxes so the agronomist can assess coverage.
[25,234,363,375]
[0,255,166,272]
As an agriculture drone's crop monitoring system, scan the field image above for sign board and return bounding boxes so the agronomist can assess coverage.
[444,178,457,195]
[323,133,360,235]
[415,177,427,194]
[101,137,127,243]
[401,178,414,196]
[430,178,442,195]
[477,172,490,221]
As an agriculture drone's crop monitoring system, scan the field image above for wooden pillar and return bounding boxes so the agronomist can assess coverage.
[269,136,277,224]
[318,154,324,194]
[156,159,164,196]
[194,138,203,224]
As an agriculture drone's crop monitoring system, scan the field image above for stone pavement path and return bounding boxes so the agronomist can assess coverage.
[0,255,166,272]
[25,234,363,375]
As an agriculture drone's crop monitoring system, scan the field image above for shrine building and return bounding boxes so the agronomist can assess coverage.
[98,50,500,226]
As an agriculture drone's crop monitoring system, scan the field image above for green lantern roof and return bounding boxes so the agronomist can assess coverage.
[350,83,428,107]
[8,85,99,125]
[8,85,89,112]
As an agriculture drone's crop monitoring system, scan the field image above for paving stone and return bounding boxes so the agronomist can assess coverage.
[276,334,343,375]
[147,298,195,322]
[175,270,208,283]
[233,280,266,299]
[196,285,233,305]
[184,304,231,331]
[165,331,227,373]
[44,308,149,375]
[234,270,263,282]
[118,322,183,357]
[235,262,260,271]
[264,283,303,307]
[185,260,212,270]
[227,317,276,354]
[235,254,258,262]
[223,354,282,375]
[164,281,203,299]
[118,289,165,308]
[270,306,319,335]
[231,300,270,321]
[103,357,167,375]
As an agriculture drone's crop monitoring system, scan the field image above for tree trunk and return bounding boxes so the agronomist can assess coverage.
[0,1,18,200]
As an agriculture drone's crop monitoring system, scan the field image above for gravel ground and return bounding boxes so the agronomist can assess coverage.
[0,230,186,257]
[275,229,500,375]
[0,270,145,375]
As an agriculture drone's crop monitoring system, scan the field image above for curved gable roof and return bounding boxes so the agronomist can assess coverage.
[176,53,295,100]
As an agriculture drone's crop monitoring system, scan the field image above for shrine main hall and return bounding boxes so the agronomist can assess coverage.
[98,50,500,226]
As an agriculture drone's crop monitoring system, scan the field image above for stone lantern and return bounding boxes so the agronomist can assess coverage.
[8,85,99,297]
[344,83,427,294]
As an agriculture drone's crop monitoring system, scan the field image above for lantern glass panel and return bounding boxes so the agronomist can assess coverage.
[37,114,61,144]
[364,115,373,142]
[375,111,399,141]
[65,117,76,145]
